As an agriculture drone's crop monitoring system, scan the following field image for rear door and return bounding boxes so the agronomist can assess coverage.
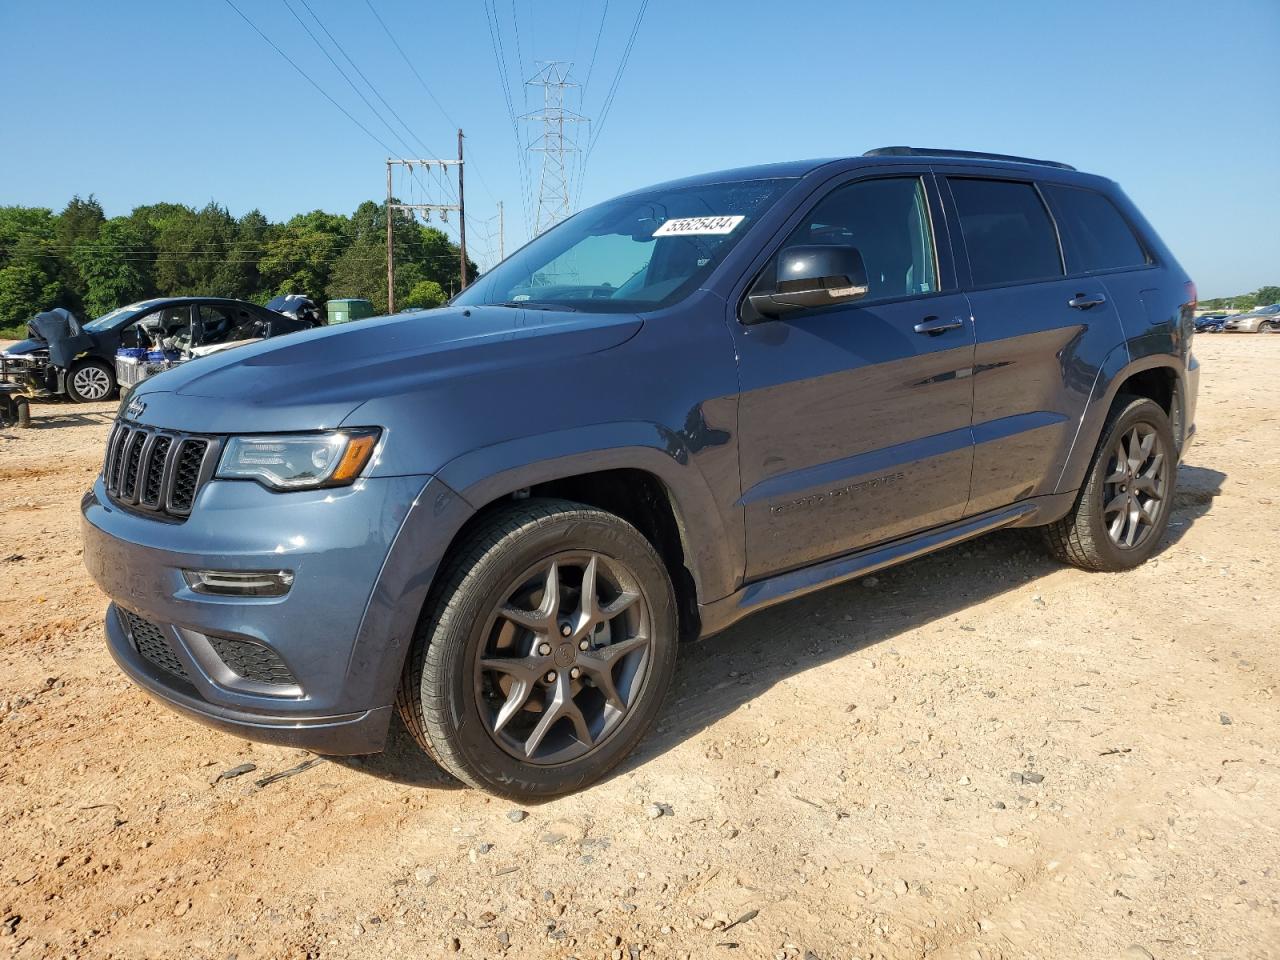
[940,173,1126,515]
[730,170,977,580]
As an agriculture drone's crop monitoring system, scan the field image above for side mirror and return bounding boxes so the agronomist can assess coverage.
[747,245,869,320]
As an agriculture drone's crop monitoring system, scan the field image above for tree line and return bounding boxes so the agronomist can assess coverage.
[0,195,475,338]
[1199,286,1280,312]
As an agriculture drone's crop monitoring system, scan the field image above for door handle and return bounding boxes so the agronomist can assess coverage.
[913,315,964,335]
[1068,292,1107,310]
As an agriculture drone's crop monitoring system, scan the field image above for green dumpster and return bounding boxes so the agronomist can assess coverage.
[326,298,376,325]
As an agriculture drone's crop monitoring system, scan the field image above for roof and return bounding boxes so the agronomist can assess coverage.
[620,148,1093,198]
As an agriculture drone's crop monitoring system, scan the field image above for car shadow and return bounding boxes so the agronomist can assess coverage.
[342,461,1226,794]
[19,396,117,429]
[328,711,464,789]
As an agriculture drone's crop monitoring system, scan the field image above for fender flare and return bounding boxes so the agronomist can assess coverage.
[435,420,743,604]
[1055,347,1187,495]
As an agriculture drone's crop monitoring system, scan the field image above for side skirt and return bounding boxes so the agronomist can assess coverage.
[696,493,1074,639]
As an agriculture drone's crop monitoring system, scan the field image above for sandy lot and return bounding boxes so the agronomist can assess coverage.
[1,335,1277,960]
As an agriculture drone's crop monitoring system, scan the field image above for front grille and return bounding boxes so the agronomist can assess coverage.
[208,636,296,686]
[103,421,219,521]
[121,609,190,682]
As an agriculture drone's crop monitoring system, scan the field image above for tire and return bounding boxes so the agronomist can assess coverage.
[65,359,116,403]
[1042,396,1177,572]
[1260,321,1278,334]
[397,498,679,799]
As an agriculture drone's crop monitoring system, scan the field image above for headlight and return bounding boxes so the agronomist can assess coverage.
[216,429,380,490]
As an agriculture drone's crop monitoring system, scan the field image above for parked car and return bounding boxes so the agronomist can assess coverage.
[1194,312,1228,333]
[0,297,316,402]
[82,147,1199,799]
[1222,303,1280,333]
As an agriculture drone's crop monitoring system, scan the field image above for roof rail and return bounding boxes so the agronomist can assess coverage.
[863,146,1076,171]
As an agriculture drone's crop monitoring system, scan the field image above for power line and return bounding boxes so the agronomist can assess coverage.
[220,0,401,161]
[294,0,452,180]
[361,0,500,206]
[362,0,458,129]
[483,0,534,235]
[581,0,610,102]
[279,0,440,183]
[585,0,649,164]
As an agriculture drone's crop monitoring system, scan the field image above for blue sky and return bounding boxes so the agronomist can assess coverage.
[1,0,1276,295]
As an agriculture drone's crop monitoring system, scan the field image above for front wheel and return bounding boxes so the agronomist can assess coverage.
[1042,396,1177,571]
[65,359,115,402]
[397,499,678,799]
[1260,320,1278,334]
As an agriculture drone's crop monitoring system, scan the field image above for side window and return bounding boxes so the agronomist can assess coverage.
[767,177,937,301]
[1042,184,1148,273]
[948,178,1063,286]
[198,305,259,345]
[128,306,190,347]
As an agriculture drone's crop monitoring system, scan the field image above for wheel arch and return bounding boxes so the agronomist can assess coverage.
[1056,350,1187,495]
[434,422,746,637]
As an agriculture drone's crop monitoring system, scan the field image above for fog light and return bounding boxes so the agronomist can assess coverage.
[183,569,294,597]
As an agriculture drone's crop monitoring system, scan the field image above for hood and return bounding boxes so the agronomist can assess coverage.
[128,305,642,434]
[2,338,44,356]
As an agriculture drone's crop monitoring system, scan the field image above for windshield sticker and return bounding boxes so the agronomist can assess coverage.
[652,215,745,237]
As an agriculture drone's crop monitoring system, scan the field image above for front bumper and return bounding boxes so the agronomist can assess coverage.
[104,604,394,753]
[0,354,55,394]
[82,470,469,755]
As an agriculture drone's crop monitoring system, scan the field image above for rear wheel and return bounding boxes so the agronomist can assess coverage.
[1042,396,1177,571]
[66,359,115,402]
[1260,320,1278,334]
[397,499,678,799]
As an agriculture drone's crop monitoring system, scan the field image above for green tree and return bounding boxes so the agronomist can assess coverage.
[327,202,474,312]
[0,206,60,332]
[71,218,153,317]
[0,260,60,335]
[260,210,348,300]
[55,194,106,311]
[404,279,446,308]
[1252,285,1280,306]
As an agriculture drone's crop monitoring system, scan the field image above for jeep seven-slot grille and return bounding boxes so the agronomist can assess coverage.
[103,422,217,521]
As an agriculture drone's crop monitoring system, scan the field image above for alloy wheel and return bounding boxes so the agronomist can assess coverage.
[1102,422,1168,549]
[73,366,112,400]
[474,552,652,765]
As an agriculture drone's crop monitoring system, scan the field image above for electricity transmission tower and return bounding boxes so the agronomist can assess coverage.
[523,62,588,236]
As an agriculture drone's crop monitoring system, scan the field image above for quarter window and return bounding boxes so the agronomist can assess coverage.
[767,177,937,301]
[948,178,1063,286]
[1042,184,1148,273]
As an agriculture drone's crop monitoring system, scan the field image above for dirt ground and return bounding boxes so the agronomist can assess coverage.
[1,335,1277,960]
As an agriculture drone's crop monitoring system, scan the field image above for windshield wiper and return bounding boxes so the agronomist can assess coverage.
[497,301,578,312]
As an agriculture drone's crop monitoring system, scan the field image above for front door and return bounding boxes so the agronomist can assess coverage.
[730,173,977,580]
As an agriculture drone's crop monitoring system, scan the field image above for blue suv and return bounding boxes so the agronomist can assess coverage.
[82,147,1199,798]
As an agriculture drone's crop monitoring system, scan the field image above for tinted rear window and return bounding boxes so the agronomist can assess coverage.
[1043,184,1148,273]
[948,178,1063,286]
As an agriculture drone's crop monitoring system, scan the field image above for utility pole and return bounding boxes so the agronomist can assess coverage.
[523,62,587,236]
[498,201,505,261]
[385,160,394,313]
[457,128,468,288]
[384,140,467,312]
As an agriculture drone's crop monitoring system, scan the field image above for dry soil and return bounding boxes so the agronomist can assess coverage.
[1,335,1277,960]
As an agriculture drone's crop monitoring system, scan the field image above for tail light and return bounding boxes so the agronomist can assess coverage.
[1184,280,1198,312]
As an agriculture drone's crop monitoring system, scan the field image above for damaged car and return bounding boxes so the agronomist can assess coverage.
[0,297,318,402]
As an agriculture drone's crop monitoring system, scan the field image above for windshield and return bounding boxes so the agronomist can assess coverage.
[84,303,150,332]
[454,178,797,312]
